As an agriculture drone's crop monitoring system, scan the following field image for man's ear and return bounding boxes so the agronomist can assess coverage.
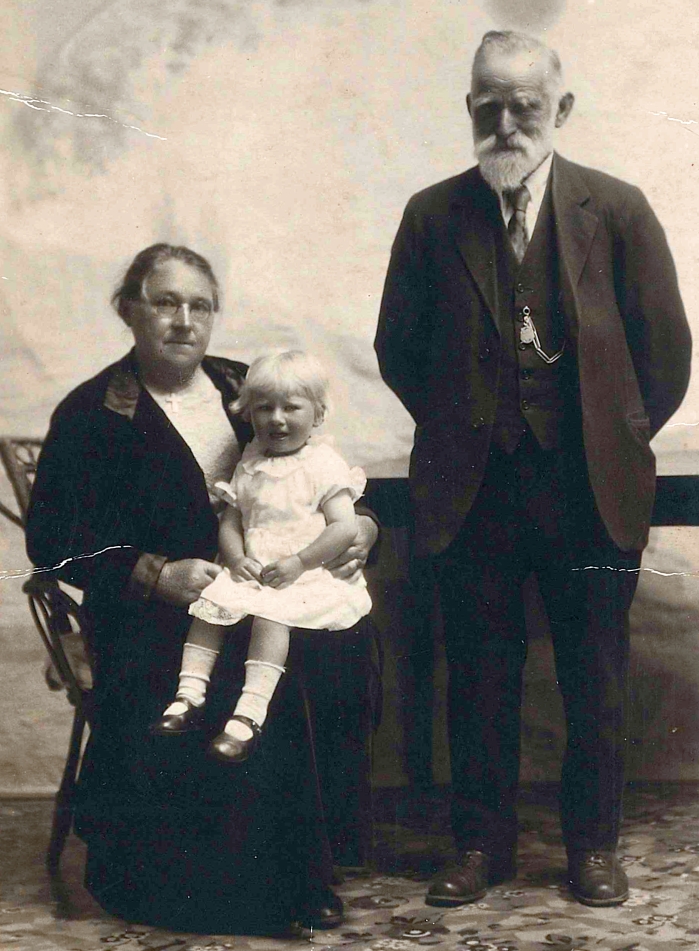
[555,92,575,128]
[466,92,473,118]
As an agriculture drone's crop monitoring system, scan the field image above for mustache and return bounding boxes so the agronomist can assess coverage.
[474,131,533,158]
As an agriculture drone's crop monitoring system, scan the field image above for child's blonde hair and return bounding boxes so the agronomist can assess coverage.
[233,350,330,424]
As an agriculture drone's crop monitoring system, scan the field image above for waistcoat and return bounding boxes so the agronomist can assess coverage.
[491,181,579,454]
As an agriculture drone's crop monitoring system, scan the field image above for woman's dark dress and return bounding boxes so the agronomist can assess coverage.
[26,352,379,934]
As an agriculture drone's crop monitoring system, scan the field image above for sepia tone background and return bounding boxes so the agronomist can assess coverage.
[1,0,699,793]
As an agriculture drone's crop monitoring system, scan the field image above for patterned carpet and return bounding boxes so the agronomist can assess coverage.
[2,785,699,951]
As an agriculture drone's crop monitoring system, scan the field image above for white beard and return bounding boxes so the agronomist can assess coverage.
[475,132,551,192]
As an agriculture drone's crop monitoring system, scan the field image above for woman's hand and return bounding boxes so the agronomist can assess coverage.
[229,556,263,584]
[154,559,223,607]
[323,515,379,582]
[261,555,304,589]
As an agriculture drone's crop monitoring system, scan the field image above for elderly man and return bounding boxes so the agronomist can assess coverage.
[375,31,691,907]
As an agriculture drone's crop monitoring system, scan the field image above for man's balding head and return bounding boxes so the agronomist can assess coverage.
[472,31,564,96]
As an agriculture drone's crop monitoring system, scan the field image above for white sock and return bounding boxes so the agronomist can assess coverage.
[225,660,285,739]
[164,643,219,714]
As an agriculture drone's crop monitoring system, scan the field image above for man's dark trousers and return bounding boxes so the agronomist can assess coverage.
[432,428,641,864]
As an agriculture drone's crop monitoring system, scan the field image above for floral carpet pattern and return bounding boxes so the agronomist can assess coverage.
[2,785,699,951]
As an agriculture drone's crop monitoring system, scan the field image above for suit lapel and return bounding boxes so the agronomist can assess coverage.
[450,170,501,333]
[552,154,599,326]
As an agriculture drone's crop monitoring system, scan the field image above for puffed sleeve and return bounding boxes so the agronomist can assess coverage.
[214,453,246,509]
[213,480,239,509]
[311,444,367,509]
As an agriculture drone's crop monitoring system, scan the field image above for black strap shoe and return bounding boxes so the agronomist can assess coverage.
[208,715,262,764]
[149,698,204,736]
[568,850,629,906]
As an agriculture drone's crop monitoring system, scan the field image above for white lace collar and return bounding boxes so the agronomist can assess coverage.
[239,434,333,479]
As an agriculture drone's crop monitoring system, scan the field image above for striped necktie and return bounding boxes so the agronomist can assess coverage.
[506,185,531,263]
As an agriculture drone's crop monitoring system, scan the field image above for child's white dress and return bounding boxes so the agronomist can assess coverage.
[189,437,372,631]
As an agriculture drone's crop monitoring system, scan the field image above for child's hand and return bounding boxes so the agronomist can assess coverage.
[261,555,304,589]
[228,556,263,583]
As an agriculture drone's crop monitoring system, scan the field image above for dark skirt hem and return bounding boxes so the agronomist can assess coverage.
[84,844,302,937]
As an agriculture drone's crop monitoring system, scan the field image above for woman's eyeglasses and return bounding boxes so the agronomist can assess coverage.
[146,296,214,321]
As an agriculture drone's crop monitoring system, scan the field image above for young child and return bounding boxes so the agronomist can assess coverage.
[150,350,372,762]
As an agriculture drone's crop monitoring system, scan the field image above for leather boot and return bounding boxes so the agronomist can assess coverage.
[426,849,515,907]
[568,850,629,906]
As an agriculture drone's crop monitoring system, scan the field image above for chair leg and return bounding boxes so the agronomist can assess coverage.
[47,707,86,874]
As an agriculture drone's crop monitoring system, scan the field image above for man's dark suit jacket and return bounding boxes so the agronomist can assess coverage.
[375,153,692,558]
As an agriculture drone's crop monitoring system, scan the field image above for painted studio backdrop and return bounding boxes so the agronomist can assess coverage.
[1,0,699,792]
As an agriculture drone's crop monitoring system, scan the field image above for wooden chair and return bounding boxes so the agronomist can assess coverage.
[0,436,93,873]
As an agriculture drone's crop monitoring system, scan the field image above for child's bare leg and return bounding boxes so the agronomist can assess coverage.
[188,616,227,651]
[247,615,290,668]
[164,618,225,714]
[225,616,289,740]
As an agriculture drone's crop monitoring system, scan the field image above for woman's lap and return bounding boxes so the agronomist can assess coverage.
[76,614,379,932]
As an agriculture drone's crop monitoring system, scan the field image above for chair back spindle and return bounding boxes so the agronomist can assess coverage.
[0,435,93,871]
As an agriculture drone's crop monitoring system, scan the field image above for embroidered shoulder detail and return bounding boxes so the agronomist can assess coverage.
[103,353,141,419]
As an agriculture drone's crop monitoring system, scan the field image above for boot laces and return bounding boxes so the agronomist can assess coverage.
[461,850,487,869]
[582,852,610,869]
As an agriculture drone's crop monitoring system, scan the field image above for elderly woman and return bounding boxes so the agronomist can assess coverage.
[25,244,380,935]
